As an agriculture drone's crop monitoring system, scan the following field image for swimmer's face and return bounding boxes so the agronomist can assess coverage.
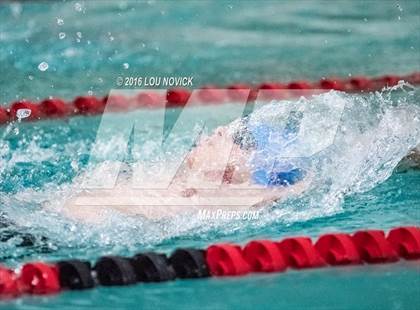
[186,126,251,183]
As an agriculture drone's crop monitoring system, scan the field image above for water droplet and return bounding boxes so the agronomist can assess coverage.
[109,36,114,41]
[56,18,64,26]
[28,75,34,80]
[59,32,66,39]
[76,32,82,38]
[74,2,83,12]
[16,109,31,120]
[71,160,79,171]
[88,90,93,96]
[38,61,49,71]
[123,63,129,69]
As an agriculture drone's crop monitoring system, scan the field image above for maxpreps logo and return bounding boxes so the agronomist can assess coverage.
[75,87,346,211]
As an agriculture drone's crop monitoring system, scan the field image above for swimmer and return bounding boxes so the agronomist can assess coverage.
[62,117,312,222]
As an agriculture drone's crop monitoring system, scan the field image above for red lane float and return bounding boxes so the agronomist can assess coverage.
[259,82,285,90]
[206,244,251,276]
[0,107,9,124]
[135,92,165,108]
[196,86,227,103]
[40,98,70,118]
[352,230,399,263]
[1,72,419,125]
[373,75,399,88]
[315,233,361,265]
[258,82,287,100]
[1,226,419,300]
[346,76,373,91]
[242,240,287,272]
[74,96,104,115]
[166,88,191,107]
[287,81,313,90]
[102,94,131,112]
[387,226,420,259]
[319,78,345,91]
[277,237,326,269]
[0,267,20,298]
[227,83,253,102]
[10,101,42,120]
[18,262,60,295]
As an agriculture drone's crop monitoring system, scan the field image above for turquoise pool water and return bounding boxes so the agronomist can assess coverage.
[1,1,420,309]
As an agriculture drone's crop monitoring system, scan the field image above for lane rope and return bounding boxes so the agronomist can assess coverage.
[0,72,419,124]
[1,226,419,299]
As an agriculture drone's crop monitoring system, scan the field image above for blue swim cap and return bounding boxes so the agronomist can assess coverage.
[252,168,305,186]
[248,123,305,187]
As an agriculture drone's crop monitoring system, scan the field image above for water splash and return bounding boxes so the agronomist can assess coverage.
[0,86,419,260]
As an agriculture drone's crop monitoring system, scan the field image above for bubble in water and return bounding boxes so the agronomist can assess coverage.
[56,18,64,25]
[28,75,34,80]
[123,63,129,69]
[38,61,49,71]
[59,32,66,39]
[88,90,93,96]
[76,31,82,43]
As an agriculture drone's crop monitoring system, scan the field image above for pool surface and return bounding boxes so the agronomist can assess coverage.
[1,1,420,309]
